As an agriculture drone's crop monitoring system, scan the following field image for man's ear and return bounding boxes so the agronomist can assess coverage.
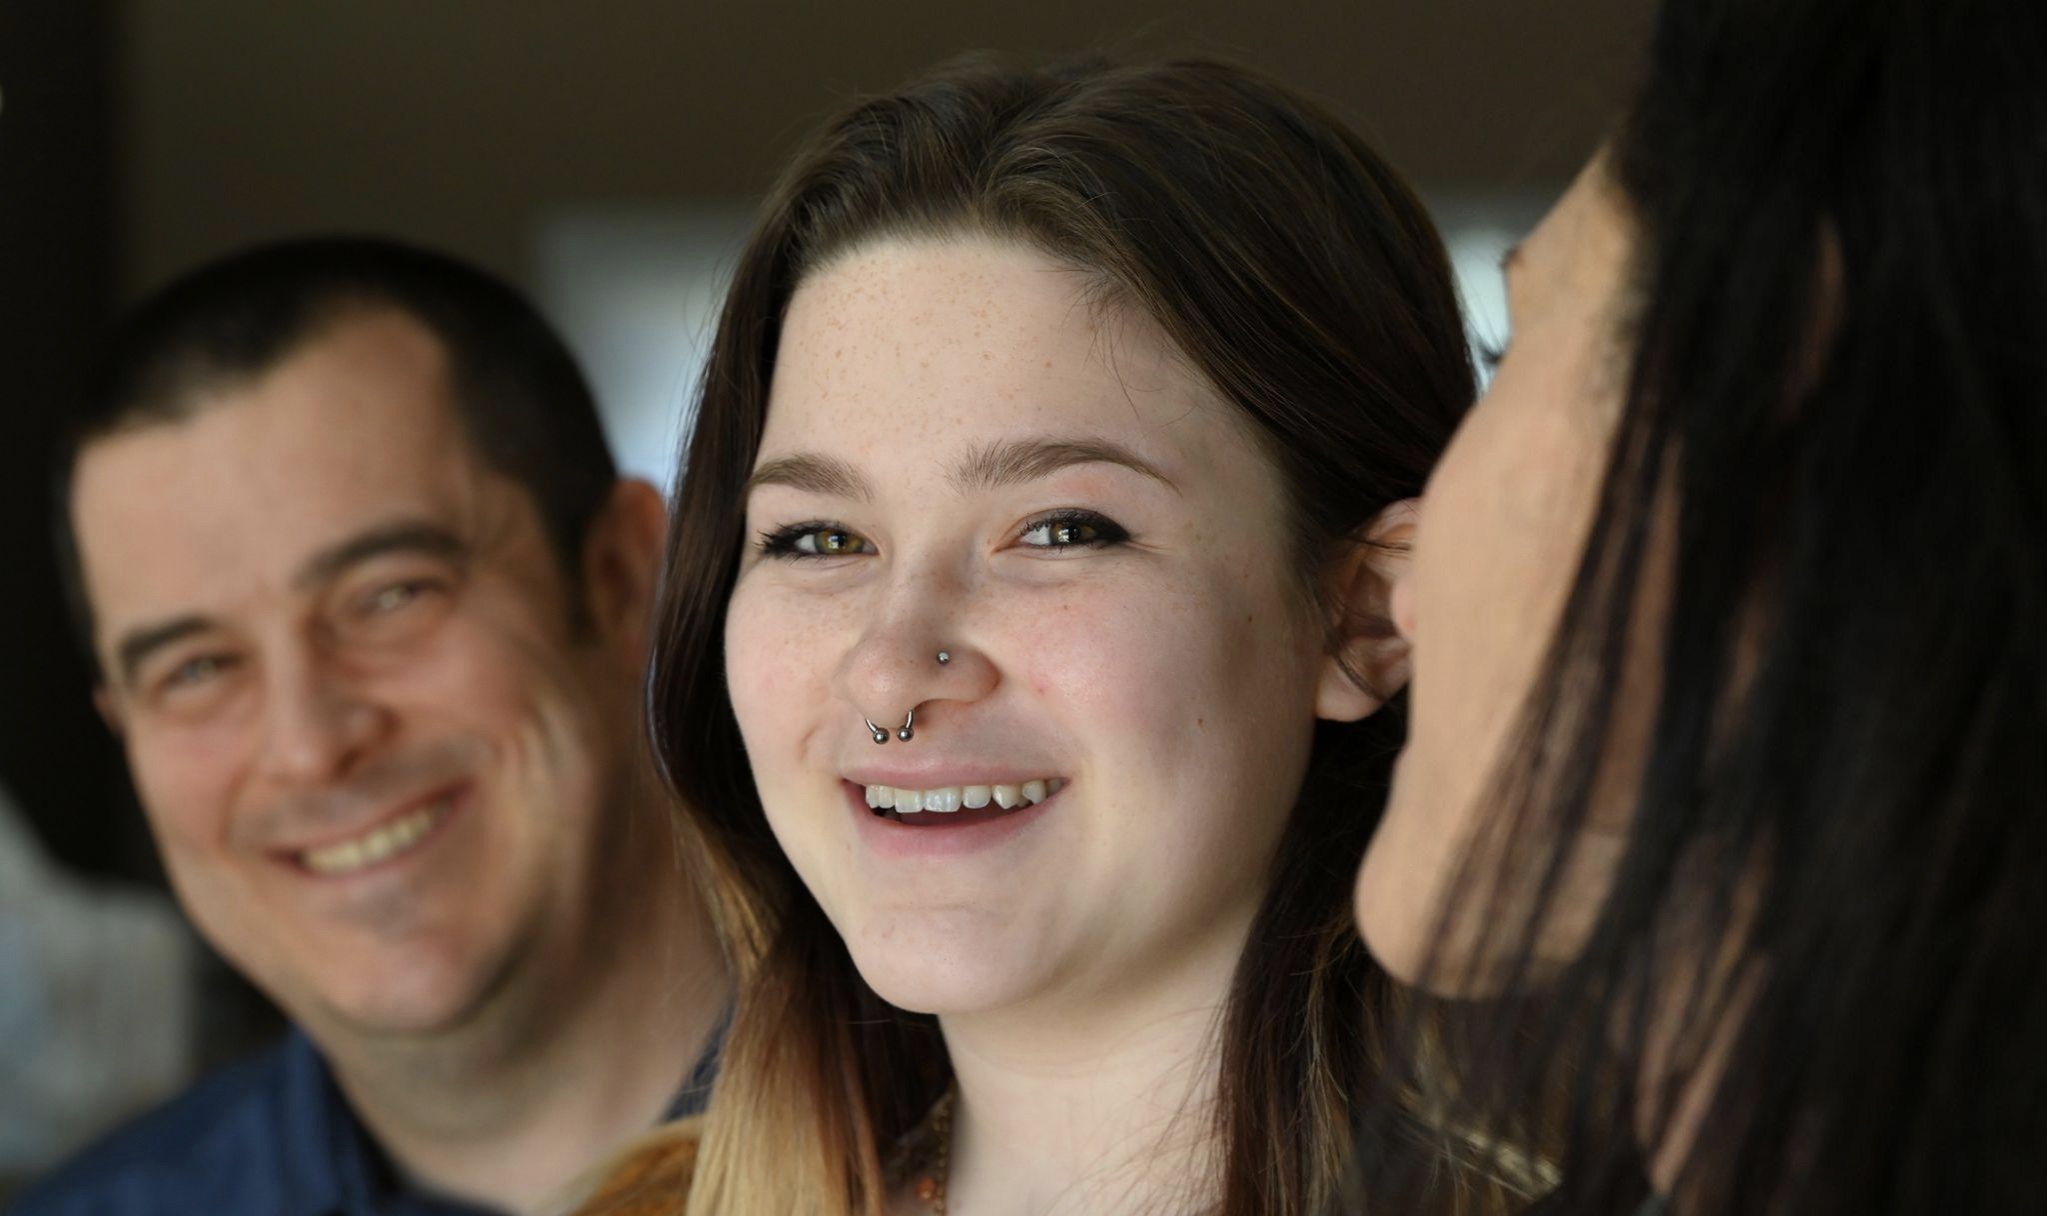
[93,684,126,738]
[1314,497,1420,723]
[579,479,670,666]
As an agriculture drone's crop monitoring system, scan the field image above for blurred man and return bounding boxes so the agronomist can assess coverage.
[15,238,726,1216]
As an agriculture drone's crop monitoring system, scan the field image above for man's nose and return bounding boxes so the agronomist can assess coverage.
[253,649,388,786]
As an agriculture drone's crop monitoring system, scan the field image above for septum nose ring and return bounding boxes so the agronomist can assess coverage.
[864,710,915,744]
[862,652,948,744]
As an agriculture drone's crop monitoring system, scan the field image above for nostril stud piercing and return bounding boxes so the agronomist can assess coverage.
[865,717,889,745]
[937,650,950,665]
[897,709,916,742]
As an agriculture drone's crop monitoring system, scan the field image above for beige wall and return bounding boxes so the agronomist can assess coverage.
[119,0,1646,295]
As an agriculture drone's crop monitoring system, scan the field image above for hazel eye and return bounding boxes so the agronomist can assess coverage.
[809,529,870,555]
[1024,520,1099,546]
[1018,510,1130,550]
[760,522,875,558]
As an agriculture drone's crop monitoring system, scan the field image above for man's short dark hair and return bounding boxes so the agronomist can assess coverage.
[54,235,619,666]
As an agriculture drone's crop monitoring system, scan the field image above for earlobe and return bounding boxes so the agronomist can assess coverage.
[1313,497,1420,723]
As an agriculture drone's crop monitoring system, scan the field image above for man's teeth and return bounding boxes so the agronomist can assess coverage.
[301,801,450,875]
[863,778,1064,813]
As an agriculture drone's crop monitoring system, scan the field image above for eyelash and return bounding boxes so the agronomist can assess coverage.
[754,509,1132,559]
[1017,508,1130,550]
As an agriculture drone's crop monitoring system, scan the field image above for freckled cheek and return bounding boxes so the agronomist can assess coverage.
[723,585,843,762]
[995,582,1241,775]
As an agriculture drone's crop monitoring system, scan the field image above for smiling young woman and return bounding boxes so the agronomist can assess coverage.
[1354,2,2047,1212]
[590,55,1524,1216]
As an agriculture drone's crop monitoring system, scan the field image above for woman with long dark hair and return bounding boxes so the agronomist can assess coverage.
[595,55,1524,1216]
[1355,2,2047,1211]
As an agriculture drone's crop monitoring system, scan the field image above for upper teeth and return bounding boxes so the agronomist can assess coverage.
[864,778,1063,813]
[301,800,450,875]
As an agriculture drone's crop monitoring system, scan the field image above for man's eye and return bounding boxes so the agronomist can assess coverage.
[758,523,874,558]
[172,656,224,685]
[1018,510,1130,550]
[159,653,235,698]
[362,580,440,616]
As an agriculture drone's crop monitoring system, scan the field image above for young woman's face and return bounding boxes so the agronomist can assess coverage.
[727,236,1342,1017]
[1358,162,1650,993]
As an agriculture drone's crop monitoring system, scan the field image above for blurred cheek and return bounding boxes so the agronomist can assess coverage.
[1416,395,1603,785]
[1371,366,1624,985]
[128,725,244,857]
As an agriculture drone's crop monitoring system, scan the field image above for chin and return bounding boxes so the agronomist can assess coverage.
[295,947,508,1038]
[1353,856,1533,1000]
[316,988,475,1039]
[1352,852,1430,989]
[843,927,1043,1017]
[1356,761,1464,992]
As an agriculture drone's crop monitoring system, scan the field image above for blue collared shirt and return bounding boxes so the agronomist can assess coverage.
[10,1026,720,1216]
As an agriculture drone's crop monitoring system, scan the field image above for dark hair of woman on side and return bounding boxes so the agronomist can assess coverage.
[600,54,1532,1216]
[1353,2,2047,1212]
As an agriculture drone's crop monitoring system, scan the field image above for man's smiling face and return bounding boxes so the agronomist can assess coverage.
[72,308,635,1039]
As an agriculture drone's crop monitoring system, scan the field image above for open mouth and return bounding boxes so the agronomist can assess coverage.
[294,792,458,876]
[861,778,1065,825]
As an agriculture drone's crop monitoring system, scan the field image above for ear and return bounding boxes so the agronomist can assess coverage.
[579,478,670,667]
[1314,497,1420,723]
[92,683,130,739]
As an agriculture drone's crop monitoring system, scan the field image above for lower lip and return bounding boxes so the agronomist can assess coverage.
[284,786,467,882]
[844,781,1057,859]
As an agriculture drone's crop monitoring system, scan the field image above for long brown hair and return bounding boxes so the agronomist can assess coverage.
[651,55,1484,1216]
[1366,2,2047,1212]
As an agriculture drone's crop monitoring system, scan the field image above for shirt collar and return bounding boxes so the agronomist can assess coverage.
[275,1028,372,1215]
[279,1009,728,1216]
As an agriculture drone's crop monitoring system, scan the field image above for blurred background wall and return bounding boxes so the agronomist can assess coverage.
[0,0,1645,1184]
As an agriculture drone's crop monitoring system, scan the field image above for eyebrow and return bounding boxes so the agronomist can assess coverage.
[290,520,469,591]
[948,437,1178,495]
[746,452,871,500]
[109,521,469,689]
[113,616,215,690]
[745,437,1178,503]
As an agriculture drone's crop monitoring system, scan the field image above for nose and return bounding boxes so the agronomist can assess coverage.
[833,576,998,743]
[253,646,389,786]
